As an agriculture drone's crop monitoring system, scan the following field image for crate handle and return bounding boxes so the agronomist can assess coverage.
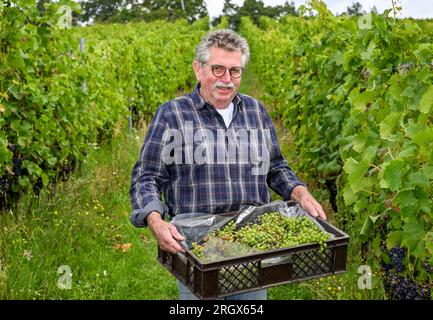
[176,251,188,264]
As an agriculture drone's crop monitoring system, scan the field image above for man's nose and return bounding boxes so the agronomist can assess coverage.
[220,70,232,83]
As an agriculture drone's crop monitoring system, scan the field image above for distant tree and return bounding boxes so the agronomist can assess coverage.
[263,1,296,19]
[219,0,240,29]
[239,0,265,26]
[76,0,208,25]
[346,2,365,16]
[76,0,123,23]
[222,0,238,16]
[36,0,51,15]
[214,0,296,30]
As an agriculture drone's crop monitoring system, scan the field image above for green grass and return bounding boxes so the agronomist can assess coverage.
[0,127,178,299]
[0,68,386,300]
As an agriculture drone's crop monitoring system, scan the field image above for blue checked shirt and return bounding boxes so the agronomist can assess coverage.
[130,84,306,227]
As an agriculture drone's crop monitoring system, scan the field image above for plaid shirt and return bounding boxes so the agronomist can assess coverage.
[130,84,305,227]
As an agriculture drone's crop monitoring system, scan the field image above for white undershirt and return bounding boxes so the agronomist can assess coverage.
[215,102,234,128]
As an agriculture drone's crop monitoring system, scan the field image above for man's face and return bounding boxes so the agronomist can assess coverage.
[193,46,243,109]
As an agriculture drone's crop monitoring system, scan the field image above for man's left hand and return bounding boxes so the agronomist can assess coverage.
[291,185,327,220]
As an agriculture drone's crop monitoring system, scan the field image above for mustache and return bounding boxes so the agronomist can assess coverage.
[214,82,235,89]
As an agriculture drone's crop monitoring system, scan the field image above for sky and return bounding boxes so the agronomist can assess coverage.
[204,0,433,19]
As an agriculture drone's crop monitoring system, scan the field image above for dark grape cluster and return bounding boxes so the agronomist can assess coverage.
[384,271,431,300]
[12,157,23,176]
[380,243,432,300]
[191,212,331,262]
[0,177,10,195]
[380,244,406,273]
[423,260,433,274]
[390,246,406,273]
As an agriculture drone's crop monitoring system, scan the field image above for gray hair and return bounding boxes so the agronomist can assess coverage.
[195,29,250,67]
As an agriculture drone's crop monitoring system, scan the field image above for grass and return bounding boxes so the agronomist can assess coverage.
[0,68,386,300]
[0,127,178,299]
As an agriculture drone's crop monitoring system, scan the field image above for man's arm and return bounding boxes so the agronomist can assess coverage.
[129,107,185,253]
[130,108,169,227]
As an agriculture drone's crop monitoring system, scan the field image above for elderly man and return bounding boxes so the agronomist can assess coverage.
[130,29,326,300]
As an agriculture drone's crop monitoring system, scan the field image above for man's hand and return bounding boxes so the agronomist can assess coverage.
[146,211,185,254]
[291,185,327,220]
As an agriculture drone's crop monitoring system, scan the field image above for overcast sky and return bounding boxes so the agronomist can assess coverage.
[204,0,433,19]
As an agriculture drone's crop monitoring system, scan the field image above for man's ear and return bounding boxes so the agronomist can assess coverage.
[192,60,201,82]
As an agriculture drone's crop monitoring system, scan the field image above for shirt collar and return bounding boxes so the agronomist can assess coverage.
[191,83,243,112]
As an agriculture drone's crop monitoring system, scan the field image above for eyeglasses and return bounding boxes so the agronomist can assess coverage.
[203,63,244,79]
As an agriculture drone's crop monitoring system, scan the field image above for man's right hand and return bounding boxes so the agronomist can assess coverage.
[146,211,185,254]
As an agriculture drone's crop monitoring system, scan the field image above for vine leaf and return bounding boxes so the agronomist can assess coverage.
[379,112,401,140]
[386,230,402,250]
[419,85,433,114]
[401,222,425,255]
[343,157,369,193]
[381,159,405,191]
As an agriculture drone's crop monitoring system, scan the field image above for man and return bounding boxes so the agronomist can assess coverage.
[130,29,326,300]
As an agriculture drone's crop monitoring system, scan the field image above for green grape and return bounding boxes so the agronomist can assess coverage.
[191,212,332,262]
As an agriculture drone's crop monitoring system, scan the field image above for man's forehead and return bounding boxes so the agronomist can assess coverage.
[207,46,243,61]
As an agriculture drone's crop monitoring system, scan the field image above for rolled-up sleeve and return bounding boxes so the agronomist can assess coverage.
[260,103,306,200]
[130,107,170,227]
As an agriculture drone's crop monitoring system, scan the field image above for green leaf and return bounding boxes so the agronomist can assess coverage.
[342,183,357,205]
[425,232,433,256]
[353,133,366,153]
[406,171,430,188]
[18,176,30,188]
[401,222,425,253]
[417,190,432,213]
[360,41,376,61]
[422,165,433,180]
[412,127,433,146]
[360,215,373,236]
[396,190,417,209]
[0,134,13,165]
[349,88,377,114]
[369,214,381,224]
[22,160,42,177]
[381,159,405,191]
[386,230,402,249]
[352,129,378,153]
[379,112,401,140]
[41,172,49,187]
[362,145,378,164]
[419,85,433,114]
[397,142,417,159]
[343,157,370,193]
[21,0,36,8]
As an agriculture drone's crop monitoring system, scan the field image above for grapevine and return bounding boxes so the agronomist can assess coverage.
[240,0,433,298]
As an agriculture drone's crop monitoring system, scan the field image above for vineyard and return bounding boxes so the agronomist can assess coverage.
[1,0,433,300]
[241,1,433,299]
[0,0,210,209]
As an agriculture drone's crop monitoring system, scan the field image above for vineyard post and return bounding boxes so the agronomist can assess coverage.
[80,37,87,94]
[128,97,133,131]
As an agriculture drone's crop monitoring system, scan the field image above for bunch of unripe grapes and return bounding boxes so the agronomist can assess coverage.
[191,212,330,261]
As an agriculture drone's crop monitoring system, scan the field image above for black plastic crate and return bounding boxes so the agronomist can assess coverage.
[158,210,349,300]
